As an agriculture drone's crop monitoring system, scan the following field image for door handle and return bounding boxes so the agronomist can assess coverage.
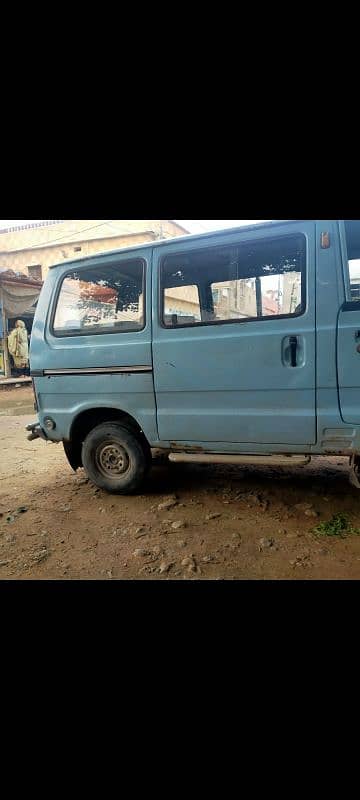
[289,336,298,367]
[282,335,302,368]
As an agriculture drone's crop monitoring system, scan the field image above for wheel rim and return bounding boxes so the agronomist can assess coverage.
[95,440,130,479]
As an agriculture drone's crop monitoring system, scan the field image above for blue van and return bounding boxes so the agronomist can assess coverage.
[26,220,360,493]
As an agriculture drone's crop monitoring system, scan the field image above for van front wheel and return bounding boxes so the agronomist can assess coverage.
[81,422,150,494]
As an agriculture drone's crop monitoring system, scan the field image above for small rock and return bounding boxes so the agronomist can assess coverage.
[181,556,194,567]
[134,527,148,539]
[158,496,178,512]
[181,556,197,572]
[305,509,319,518]
[205,513,222,521]
[258,537,275,551]
[107,570,113,579]
[159,561,174,574]
[32,549,48,563]
[248,495,262,507]
[201,556,214,563]
[0,560,10,567]
[177,540,187,548]
[133,549,150,558]
[172,521,186,530]
[294,502,313,512]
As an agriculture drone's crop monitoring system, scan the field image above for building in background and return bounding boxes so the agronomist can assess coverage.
[0,220,189,282]
[0,268,43,378]
[0,220,189,379]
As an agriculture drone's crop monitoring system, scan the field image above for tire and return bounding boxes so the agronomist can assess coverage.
[81,422,150,494]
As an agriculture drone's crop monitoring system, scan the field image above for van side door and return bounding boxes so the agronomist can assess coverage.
[152,222,316,448]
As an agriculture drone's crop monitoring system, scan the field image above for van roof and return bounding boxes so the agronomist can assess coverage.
[49,220,303,270]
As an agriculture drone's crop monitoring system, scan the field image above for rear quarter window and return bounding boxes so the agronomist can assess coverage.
[52,259,145,336]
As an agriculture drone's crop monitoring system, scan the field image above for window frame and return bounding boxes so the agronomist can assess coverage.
[50,257,147,338]
[342,220,360,305]
[159,233,307,330]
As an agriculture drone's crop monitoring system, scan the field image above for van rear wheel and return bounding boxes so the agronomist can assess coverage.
[81,422,150,494]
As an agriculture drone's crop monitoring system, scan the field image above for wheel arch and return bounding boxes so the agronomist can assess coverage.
[63,407,150,471]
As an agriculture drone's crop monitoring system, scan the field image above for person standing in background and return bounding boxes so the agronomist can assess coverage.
[7,320,29,376]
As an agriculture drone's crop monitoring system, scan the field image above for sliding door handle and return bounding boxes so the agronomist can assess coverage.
[289,336,298,367]
[282,335,302,368]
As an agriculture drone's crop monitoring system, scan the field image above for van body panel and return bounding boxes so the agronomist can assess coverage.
[34,373,158,443]
[28,220,360,462]
[336,220,360,426]
[30,248,157,442]
[152,221,317,445]
[337,307,360,425]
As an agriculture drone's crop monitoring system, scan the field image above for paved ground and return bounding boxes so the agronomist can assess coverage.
[1,387,360,580]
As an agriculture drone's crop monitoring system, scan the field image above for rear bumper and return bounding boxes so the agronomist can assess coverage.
[25,421,48,442]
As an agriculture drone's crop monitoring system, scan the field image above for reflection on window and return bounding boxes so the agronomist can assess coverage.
[161,235,305,327]
[210,272,301,322]
[53,260,144,334]
[345,221,360,301]
[163,285,201,326]
[349,259,360,301]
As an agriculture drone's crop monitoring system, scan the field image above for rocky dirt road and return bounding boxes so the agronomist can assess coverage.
[1,387,360,580]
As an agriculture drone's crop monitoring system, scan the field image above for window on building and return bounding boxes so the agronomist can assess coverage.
[53,259,145,336]
[344,220,360,301]
[161,234,306,328]
[28,264,42,281]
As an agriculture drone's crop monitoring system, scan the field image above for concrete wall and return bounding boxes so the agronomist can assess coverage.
[0,220,188,280]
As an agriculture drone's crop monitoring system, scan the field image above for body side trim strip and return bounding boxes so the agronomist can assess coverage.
[31,366,153,377]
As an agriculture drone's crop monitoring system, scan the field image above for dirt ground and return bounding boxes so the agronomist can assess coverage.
[1,386,360,580]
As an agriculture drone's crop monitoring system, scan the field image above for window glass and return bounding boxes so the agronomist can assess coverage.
[163,285,201,326]
[161,235,305,327]
[53,260,145,335]
[344,221,360,301]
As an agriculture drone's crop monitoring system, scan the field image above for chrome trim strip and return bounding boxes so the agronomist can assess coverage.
[42,366,153,376]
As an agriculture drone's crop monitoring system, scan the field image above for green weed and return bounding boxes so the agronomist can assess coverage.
[313,512,360,538]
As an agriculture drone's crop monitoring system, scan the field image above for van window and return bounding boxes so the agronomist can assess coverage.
[161,235,305,327]
[53,259,145,336]
[344,221,360,301]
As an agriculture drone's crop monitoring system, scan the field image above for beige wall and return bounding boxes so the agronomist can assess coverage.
[0,220,188,280]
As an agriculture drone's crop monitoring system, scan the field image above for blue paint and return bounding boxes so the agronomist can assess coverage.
[29,221,360,459]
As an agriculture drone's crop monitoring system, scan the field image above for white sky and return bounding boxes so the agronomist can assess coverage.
[0,219,270,233]
[178,220,269,233]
